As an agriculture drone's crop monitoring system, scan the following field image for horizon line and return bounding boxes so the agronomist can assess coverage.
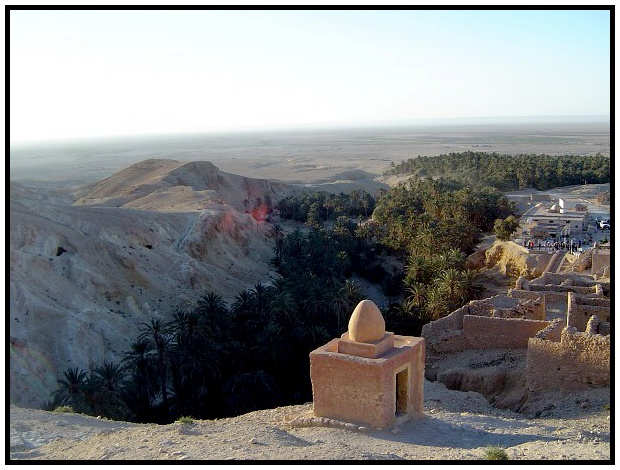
[10,113,611,148]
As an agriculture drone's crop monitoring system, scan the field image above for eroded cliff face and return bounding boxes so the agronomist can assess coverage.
[10,161,287,407]
[467,241,552,279]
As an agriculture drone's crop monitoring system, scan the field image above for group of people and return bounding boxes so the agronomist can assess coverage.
[523,238,585,252]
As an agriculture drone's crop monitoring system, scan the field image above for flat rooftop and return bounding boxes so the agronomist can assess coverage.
[525,204,587,219]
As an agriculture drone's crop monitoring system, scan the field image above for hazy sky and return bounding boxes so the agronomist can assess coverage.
[10,10,610,143]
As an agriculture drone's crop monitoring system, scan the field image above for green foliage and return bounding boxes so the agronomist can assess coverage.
[175,416,195,424]
[483,447,509,460]
[49,363,133,421]
[494,215,520,241]
[52,405,74,413]
[373,178,502,319]
[385,151,610,191]
[276,190,375,223]
[373,178,513,254]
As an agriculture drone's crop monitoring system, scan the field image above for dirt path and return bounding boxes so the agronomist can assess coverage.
[10,381,610,461]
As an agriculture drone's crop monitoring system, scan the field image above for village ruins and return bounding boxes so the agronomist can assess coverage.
[304,240,610,425]
[421,244,610,410]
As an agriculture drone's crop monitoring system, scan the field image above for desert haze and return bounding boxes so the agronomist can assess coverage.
[10,121,610,187]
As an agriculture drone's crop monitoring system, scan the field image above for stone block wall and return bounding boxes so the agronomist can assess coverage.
[526,327,610,392]
[566,292,611,332]
[463,315,550,349]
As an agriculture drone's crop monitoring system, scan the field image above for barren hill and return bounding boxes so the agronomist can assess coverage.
[73,159,290,212]
[10,161,290,408]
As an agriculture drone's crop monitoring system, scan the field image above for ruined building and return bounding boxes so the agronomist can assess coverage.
[421,270,610,395]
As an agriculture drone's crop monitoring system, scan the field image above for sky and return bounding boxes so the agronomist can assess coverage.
[9,9,611,143]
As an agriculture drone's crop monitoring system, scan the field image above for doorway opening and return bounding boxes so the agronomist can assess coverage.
[395,367,409,416]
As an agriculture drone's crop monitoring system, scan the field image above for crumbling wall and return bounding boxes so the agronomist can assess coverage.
[463,316,550,349]
[514,276,527,290]
[421,303,471,353]
[509,288,542,301]
[534,318,564,342]
[592,249,610,276]
[566,292,611,331]
[509,288,566,305]
[530,272,597,288]
[571,249,592,273]
[422,295,545,353]
[543,251,563,273]
[585,315,610,336]
[526,327,610,392]
[491,298,545,321]
[528,284,597,295]
[520,297,546,321]
[575,295,611,307]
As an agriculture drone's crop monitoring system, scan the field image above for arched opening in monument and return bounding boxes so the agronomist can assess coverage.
[395,366,409,416]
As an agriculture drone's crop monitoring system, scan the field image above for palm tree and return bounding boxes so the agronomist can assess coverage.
[269,290,295,324]
[405,283,427,308]
[340,280,362,305]
[425,286,449,320]
[93,361,125,393]
[196,292,226,316]
[438,268,463,304]
[330,293,350,333]
[232,290,254,315]
[54,367,88,406]
[138,318,170,418]
[121,339,154,418]
[271,224,285,262]
[252,282,272,317]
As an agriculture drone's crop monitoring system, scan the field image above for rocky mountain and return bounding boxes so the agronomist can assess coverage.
[10,160,290,407]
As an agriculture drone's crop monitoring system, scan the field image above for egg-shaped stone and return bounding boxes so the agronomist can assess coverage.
[348,300,385,343]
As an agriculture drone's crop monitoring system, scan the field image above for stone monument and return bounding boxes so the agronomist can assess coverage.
[309,300,425,428]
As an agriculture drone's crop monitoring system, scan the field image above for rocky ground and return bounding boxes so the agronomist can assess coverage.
[10,380,610,461]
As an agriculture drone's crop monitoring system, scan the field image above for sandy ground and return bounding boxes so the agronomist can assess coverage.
[9,380,610,461]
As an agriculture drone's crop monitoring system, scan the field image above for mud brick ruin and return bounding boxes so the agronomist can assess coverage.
[310,300,425,429]
[422,269,611,393]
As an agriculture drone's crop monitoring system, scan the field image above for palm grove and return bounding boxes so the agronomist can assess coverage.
[48,152,609,424]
